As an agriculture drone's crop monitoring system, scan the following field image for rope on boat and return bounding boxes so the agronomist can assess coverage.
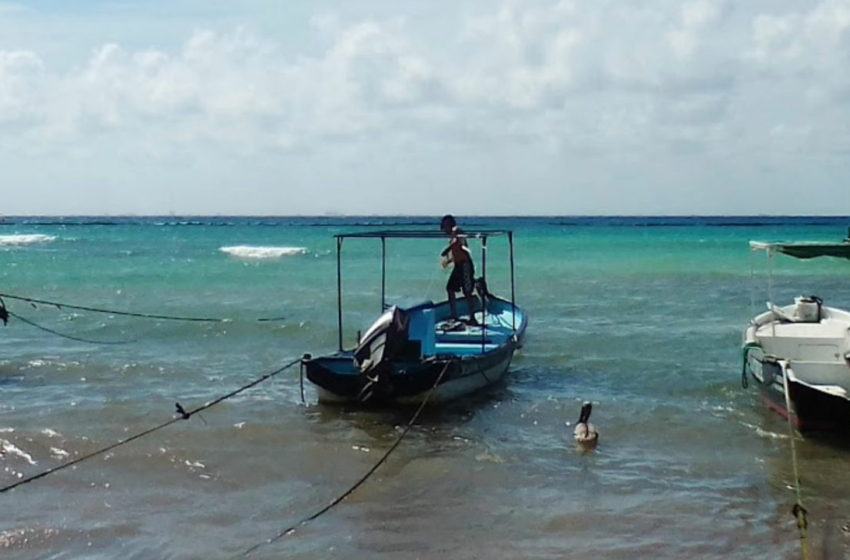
[741,343,762,390]
[241,359,455,558]
[780,362,812,560]
[0,356,304,495]
[0,291,286,323]
[299,355,311,405]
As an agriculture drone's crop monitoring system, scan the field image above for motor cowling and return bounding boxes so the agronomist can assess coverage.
[354,307,410,401]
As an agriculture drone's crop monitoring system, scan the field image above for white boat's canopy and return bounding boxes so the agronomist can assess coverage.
[750,240,850,260]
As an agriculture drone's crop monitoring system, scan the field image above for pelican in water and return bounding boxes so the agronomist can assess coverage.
[573,402,599,448]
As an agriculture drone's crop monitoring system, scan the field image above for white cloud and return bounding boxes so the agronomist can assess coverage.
[0,3,744,153]
[668,0,726,61]
[750,0,850,64]
[0,50,45,125]
[0,0,849,214]
[749,0,850,97]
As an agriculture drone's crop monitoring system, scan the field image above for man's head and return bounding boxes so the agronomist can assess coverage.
[440,214,456,234]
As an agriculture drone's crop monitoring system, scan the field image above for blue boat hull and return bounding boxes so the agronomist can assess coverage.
[304,296,527,405]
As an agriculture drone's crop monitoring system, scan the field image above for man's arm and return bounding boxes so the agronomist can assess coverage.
[441,233,460,257]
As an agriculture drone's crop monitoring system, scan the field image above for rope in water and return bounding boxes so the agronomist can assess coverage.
[7,309,135,345]
[0,291,285,323]
[241,359,454,558]
[0,356,304,495]
[780,362,812,560]
[0,296,8,326]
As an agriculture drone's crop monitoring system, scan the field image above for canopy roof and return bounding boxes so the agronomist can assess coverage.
[335,229,511,239]
[750,240,850,260]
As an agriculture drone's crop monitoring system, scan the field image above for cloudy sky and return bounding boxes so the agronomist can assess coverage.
[1,0,849,215]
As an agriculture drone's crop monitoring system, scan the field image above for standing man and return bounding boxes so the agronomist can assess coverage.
[440,215,479,326]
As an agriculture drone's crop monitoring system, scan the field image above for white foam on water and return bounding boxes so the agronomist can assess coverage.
[0,527,58,549]
[50,447,69,459]
[0,234,56,247]
[41,428,62,438]
[219,245,307,260]
[740,420,788,440]
[0,439,37,465]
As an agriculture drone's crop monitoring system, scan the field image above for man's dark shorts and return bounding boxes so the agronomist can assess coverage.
[447,260,475,295]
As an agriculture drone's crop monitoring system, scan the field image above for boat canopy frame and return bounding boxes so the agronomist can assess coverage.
[750,240,850,261]
[749,238,850,329]
[333,229,518,352]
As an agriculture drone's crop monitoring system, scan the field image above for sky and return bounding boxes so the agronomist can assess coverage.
[1,0,849,216]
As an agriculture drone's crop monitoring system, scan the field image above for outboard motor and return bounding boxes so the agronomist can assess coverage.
[354,307,410,402]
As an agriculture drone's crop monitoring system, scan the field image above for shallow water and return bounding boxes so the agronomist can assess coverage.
[3,217,850,559]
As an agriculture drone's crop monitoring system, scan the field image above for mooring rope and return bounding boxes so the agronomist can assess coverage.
[7,309,135,345]
[0,356,304,495]
[0,292,285,323]
[741,343,762,390]
[780,362,812,560]
[0,295,9,325]
[242,359,454,558]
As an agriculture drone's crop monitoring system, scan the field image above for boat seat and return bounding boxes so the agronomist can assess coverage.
[407,309,436,357]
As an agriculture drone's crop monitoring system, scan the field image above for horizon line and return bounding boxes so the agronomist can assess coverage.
[3,214,850,219]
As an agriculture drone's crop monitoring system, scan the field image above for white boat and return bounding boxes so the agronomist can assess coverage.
[742,238,850,430]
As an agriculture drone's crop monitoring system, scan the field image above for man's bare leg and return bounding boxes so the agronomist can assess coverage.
[448,290,459,320]
[465,292,480,326]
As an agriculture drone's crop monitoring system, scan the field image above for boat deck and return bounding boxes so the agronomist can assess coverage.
[409,301,519,357]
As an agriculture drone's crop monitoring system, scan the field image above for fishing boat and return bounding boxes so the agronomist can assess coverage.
[742,234,850,430]
[303,229,528,405]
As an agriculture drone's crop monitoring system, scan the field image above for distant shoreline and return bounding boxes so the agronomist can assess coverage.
[2,215,850,220]
[1,216,849,230]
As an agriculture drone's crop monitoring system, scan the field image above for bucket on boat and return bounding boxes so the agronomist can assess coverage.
[793,295,822,323]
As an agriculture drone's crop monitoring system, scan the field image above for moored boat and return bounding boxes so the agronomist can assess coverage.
[304,229,528,405]
[742,237,850,430]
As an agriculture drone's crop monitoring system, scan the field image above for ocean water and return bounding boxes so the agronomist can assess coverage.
[2,216,850,559]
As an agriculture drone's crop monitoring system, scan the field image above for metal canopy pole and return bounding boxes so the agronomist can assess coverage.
[749,247,756,318]
[337,237,344,351]
[768,248,776,337]
[481,236,487,353]
[381,236,387,312]
[509,232,516,334]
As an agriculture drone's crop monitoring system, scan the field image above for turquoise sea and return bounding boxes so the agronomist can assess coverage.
[3,216,850,559]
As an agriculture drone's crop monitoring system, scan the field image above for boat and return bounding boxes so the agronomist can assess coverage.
[742,234,850,430]
[303,229,528,405]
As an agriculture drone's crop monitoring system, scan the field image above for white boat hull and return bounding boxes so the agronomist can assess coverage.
[744,302,850,429]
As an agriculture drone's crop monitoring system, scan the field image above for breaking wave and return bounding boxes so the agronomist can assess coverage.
[0,438,36,465]
[0,234,56,247]
[219,245,307,260]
